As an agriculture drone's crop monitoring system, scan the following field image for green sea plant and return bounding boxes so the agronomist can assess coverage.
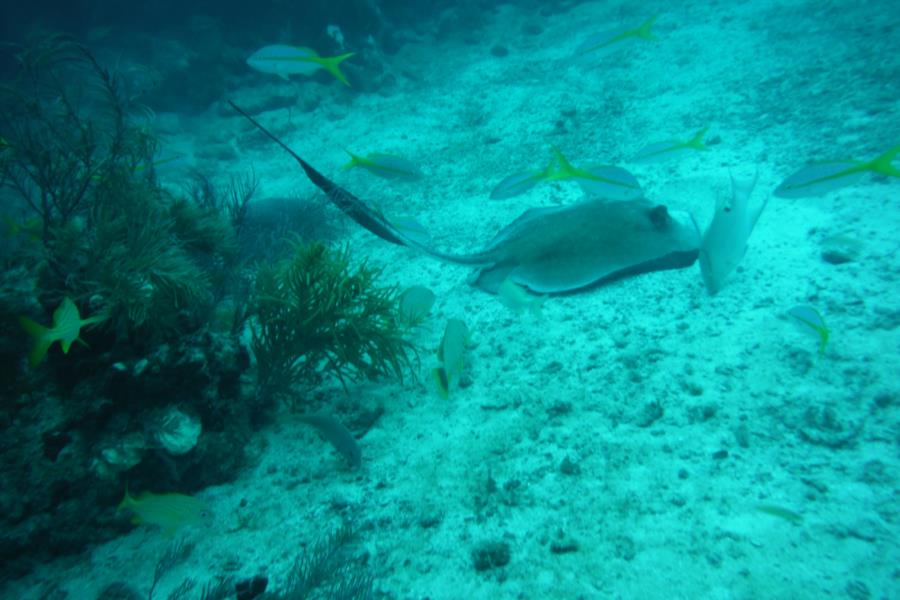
[1,37,240,344]
[0,35,156,244]
[76,173,213,338]
[276,522,373,599]
[251,239,416,403]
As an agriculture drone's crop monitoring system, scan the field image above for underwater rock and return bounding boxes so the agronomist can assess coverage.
[97,582,143,600]
[235,575,268,600]
[472,540,511,571]
[821,233,863,264]
[154,407,202,455]
[549,532,579,555]
[797,405,864,449]
[93,432,147,478]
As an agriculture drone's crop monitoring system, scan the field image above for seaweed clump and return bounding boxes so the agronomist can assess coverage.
[0,36,250,580]
[252,239,415,406]
[0,35,239,345]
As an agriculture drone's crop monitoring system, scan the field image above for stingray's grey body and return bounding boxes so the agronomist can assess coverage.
[447,200,700,293]
[230,102,702,294]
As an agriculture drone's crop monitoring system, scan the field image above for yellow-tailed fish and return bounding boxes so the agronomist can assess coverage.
[342,150,423,181]
[18,297,106,367]
[490,160,556,200]
[631,128,710,163]
[774,143,900,198]
[491,149,641,201]
[246,45,354,86]
[432,318,469,399]
[118,487,212,535]
[788,305,830,356]
[577,15,658,56]
[498,277,545,317]
[548,148,643,200]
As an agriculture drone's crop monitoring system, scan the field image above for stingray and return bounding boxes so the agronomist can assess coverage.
[229,102,701,293]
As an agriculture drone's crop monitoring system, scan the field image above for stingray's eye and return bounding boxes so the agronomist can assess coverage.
[648,205,670,229]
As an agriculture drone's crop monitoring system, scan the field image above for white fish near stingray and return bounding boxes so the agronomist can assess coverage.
[699,170,767,295]
[498,277,545,316]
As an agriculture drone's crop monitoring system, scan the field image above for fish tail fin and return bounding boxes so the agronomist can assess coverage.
[817,325,831,356]
[18,316,52,367]
[431,367,450,400]
[341,149,362,171]
[118,482,136,512]
[870,143,900,178]
[317,52,355,86]
[550,147,578,180]
[80,314,108,329]
[635,15,659,40]
[687,128,710,151]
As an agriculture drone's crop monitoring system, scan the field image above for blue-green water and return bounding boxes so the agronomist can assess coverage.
[0,1,897,598]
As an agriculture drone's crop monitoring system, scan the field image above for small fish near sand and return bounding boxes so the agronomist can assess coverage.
[342,151,423,181]
[547,148,643,201]
[246,45,355,86]
[296,413,362,469]
[18,297,106,367]
[118,487,213,536]
[490,160,557,200]
[432,318,469,399]
[788,305,830,356]
[577,15,658,56]
[773,143,900,198]
[498,277,545,317]
[631,128,710,164]
[490,148,642,201]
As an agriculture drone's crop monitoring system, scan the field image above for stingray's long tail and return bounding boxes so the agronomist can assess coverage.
[228,100,489,266]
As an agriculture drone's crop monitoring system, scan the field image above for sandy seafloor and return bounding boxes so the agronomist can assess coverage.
[7,1,900,599]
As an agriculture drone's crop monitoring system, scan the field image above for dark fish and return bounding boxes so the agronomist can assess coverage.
[297,413,362,469]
